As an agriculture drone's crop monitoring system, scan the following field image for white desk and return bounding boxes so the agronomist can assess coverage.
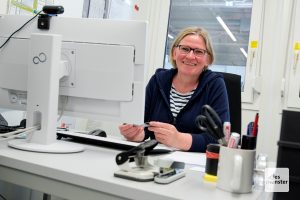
[0,140,262,200]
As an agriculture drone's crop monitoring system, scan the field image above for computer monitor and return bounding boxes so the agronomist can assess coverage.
[0,14,148,153]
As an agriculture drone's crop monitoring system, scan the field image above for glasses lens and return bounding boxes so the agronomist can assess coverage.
[194,49,206,56]
[179,45,190,54]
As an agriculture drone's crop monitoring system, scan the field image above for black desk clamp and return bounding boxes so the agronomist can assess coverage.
[114,139,159,181]
[114,139,185,183]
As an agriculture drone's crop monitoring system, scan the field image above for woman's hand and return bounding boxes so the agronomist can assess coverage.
[118,124,145,142]
[148,121,192,150]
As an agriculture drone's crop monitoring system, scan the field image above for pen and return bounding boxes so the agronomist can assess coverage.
[252,113,259,137]
[247,122,253,135]
[132,122,150,127]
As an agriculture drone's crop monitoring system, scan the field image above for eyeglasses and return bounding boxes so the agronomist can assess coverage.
[177,45,207,57]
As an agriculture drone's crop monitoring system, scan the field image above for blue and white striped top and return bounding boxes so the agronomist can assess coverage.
[170,86,195,118]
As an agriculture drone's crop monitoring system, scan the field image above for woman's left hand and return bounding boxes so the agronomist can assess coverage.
[147,121,180,148]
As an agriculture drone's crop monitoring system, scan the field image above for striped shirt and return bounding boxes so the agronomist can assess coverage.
[170,86,195,118]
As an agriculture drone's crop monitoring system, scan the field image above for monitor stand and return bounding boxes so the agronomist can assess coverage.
[8,139,84,153]
[8,33,83,153]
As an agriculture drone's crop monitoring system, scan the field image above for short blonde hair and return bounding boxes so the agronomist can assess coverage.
[169,27,215,69]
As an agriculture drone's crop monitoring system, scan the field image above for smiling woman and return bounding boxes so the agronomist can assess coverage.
[119,26,230,152]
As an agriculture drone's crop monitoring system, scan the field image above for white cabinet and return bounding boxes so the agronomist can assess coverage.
[285,0,300,109]
[242,0,264,104]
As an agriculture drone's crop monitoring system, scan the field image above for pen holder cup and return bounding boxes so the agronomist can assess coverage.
[217,146,256,193]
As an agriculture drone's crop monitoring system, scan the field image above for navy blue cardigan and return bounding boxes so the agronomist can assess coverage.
[144,68,230,152]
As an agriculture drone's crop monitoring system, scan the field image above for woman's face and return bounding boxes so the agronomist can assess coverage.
[172,34,210,78]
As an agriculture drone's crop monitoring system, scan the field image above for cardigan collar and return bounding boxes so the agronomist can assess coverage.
[154,68,221,100]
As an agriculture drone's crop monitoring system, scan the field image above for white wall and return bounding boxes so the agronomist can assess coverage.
[0,0,8,14]
[55,0,85,18]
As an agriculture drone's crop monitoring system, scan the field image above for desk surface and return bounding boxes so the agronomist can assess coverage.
[0,140,262,200]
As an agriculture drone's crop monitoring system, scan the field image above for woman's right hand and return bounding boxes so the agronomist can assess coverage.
[118,124,145,142]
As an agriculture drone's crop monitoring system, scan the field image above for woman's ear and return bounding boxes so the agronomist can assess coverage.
[205,54,212,66]
[172,47,177,60]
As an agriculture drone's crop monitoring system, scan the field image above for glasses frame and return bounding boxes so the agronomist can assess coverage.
[176,45,207,57]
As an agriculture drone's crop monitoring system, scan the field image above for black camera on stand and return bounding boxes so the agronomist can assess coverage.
[38,5,64,30]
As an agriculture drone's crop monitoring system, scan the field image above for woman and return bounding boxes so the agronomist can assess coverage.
[119,27,230,152]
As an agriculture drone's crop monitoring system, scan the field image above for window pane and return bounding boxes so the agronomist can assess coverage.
[165,0,253,90]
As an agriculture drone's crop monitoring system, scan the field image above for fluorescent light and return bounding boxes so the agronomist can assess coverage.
[240,48,247,58]
[216,16,237,42]
[225,1,234,6]
[124,0,131,5]
[168,34,174,39]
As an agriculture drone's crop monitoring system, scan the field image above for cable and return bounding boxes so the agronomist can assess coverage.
[0,125,39,137]
[0,10,42,49]
[0,125,16,133]
[0,131,32,141]
[0,193,7,200]
[57,96,68,122]
[0,127,32,137]
[0,125,40,141]
[0,124,25,133]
